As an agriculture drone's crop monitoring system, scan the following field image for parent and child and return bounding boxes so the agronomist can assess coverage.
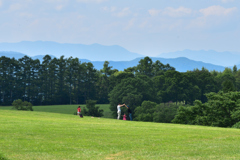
[117,103,132,121]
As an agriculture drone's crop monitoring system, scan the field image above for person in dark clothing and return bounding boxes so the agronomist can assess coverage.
[125,104,132,121]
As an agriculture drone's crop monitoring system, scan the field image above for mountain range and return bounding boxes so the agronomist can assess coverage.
[0,41,239,72]
[0,41,143,61]
[0,51,227,72]
[158,50,240,67]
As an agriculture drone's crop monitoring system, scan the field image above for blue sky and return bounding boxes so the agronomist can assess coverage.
[0,0,239,56]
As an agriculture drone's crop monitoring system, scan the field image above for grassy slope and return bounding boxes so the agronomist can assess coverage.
[1,110,240,159]
[0,104,112,118]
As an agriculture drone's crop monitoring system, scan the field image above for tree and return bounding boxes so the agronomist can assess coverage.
[82,100,103,117]
[109,76,154,118]
[192,68,217,103]
[55,56,68,104]
[134,101,157,122]
[81,62,98,102]
[172,91,240,127]
[135,56,154,77]
[222,79,235,93]
[96,61,117,104]
[161,70,184,104]
[153,102,179,123]
[12,99,33,111]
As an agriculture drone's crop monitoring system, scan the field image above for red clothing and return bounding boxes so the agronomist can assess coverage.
[77,108,81,112]
[123,115,127,120]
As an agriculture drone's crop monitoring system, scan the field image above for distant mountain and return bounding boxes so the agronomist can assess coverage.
[0,41,144,61]
[158,50,240,67]
[0,52,226,72]
[0,51,26,59]
[88,57,226,72]
[0,51,55,61]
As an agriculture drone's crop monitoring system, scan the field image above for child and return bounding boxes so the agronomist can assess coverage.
[77,106,81,115]
[122,113,127,120]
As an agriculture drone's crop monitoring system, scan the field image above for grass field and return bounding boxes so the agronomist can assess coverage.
[1,110,240,159]
[0,104,112,118]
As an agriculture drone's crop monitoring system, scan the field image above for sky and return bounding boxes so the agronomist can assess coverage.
[0,0,240,56]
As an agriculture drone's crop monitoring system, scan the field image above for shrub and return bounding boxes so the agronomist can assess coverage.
[12,99,33,111]
[153,102,179,123]
[83,100,103,117]
[232,122,240,129]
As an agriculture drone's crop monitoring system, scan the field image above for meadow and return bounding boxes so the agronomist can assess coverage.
[1,108,240,159]
[0,104,112,118]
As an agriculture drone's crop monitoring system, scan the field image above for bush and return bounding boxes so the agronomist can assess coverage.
[153,102,179,123]
[12,99,33,111]
[172,91,240,128]
[232,122,240,129]
[83,100,103,117]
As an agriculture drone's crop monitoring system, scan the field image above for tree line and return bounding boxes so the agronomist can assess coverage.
[1,55,240,123]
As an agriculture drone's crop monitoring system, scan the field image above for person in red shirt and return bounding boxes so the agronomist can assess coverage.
[77,106,81,115]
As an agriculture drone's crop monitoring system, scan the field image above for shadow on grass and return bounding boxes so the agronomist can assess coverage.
[0,153,8,160]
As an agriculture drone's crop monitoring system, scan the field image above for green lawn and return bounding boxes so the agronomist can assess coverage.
[0,104,112,118]
[1,110,240,159]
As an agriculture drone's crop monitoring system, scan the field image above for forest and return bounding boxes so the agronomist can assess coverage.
[1,55,240,127]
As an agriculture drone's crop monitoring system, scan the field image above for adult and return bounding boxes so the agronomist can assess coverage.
[117,103,125,120]
[125,105,132,121]
[77,106,81,115]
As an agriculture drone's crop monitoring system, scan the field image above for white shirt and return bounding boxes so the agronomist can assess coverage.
[117,105,121,112]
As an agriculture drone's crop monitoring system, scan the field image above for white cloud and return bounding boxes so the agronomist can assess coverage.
[221,0,235,3]
[19,12,34,18]
[9,3,23,11]
[102,6,116,12]
[76,0,108,3]
[124,19,135,30]
[149,7,192,17]
[148,9,160,16]
[114,7,131,17]
[200,5,237,16]
[55,4,64,11]
[162,7,192,17]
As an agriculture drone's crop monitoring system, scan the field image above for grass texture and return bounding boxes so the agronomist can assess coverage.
[1,110,240,159]
[0,104,112,118]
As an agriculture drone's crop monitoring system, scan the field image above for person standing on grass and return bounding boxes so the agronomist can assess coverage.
[125,104,133,121]
[77,106,81,115]
[117,103,125,120]
[122,113,127,120]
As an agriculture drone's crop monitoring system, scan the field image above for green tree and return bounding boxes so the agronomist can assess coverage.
[96,61,117,104]
[134,101,157,122]
[109,76,153,118]
[82,100,103,117]
[135,56,154,77]
[172,91,240,127]
[153,102,179,123]
[81,62,98,102]
[222,79,235,93]
[12,99,33,111]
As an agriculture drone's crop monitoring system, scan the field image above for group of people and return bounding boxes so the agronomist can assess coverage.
[77,104,132,120]
[117,103,132,121]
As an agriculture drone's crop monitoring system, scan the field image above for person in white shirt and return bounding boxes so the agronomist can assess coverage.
[117,103,125,120]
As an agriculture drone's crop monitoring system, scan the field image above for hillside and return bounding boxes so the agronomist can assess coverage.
[1,109,240,159]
